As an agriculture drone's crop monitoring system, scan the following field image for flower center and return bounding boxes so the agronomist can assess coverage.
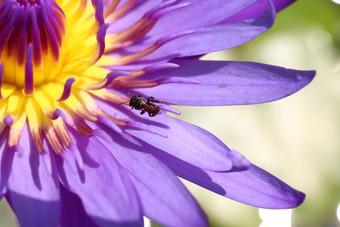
[0,0,66,89]
[0,0,110,152]
[16,0,40,6]
[0,0,190,155]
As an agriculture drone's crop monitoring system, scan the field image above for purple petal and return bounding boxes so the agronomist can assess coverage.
[146,0,258,36]
[5,125,61,227]
[225,0,295,23]
[108,0,273,64]
[60,185,98,227]
[229,149,251,171]
[151,150,305,208]
[271,0,296,12]
[0,129,13,198]
[109,0,256,33]
[132,60,315,106]
[96,100,250,172]
[140,0,275,59]
[108,111,234,171]
[56,129,143,226]
[100,133,208,227]
[6,192,60,227]
[108,0,162,33]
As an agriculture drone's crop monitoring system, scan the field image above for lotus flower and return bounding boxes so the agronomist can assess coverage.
[0,0,314,226]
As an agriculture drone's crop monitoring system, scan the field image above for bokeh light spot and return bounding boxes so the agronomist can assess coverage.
[259,208,292,227]
[337,202,340,223]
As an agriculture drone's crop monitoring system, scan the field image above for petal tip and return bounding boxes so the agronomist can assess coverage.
[291,69,316,84]
[289,190,306,208]
[229,149,251,171]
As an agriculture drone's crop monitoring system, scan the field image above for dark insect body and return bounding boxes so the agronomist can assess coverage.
[129,95,163,117]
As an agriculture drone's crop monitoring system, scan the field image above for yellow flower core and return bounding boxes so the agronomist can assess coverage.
[0,0,181,153]
[0,0,121,153]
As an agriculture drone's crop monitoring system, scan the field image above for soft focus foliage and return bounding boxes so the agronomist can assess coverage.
[173,1,340,226]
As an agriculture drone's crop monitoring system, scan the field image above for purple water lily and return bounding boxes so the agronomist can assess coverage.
[0,0,314,226]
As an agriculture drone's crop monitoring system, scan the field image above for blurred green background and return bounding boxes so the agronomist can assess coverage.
[178,0,340,226]
[1,0,340,226]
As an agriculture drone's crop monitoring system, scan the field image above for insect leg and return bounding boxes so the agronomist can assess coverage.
[147,96,163,103]
[147,96,155,102]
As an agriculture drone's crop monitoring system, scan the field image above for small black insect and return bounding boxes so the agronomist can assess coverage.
[129,95,163,117]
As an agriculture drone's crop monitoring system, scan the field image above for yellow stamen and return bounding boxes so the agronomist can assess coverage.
[0,1,108,154]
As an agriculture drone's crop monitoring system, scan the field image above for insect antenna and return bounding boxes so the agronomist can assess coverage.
[118,92,132,105]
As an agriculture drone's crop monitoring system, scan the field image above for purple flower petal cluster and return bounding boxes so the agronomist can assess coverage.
[0,0,314,226]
